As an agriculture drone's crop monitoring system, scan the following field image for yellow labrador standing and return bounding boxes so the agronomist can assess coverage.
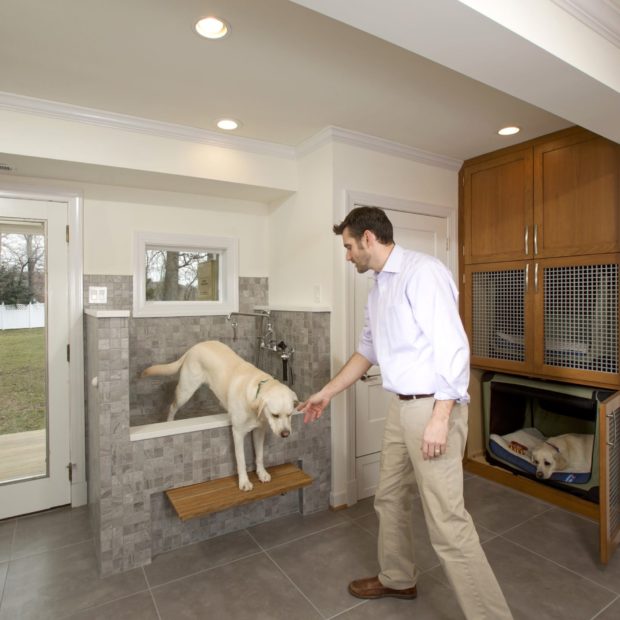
[141,341,298,491]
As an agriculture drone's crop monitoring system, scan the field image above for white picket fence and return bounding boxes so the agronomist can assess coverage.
[0,302,45,330]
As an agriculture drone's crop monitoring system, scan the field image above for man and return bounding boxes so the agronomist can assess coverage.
[298,207,512,619]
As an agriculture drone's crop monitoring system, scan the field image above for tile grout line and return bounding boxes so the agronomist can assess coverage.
[54,589,153,620]
[8,536,95,563]
[482,505,555,538]
[262,550,328,620]
[246,528,327,619]
[347,518,377,538]
[0,521,17,614]
[497,534,620,597]
[253,519,354,553]
[142,566,164,620]
[589,594,620,620]
[8,520,16,561]
[325,599,369,619]
[146,548,265,591]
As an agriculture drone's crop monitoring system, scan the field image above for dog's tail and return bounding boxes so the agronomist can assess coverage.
[141,352,188,378]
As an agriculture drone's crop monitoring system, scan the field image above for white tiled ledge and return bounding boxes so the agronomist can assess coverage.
[130,410,303,441]
[85,309,131,318]
[130,414,231,441]
[84,307,330,318]
[254,305,331,313]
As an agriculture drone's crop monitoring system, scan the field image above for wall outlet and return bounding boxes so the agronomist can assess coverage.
[88,286,108,304]
[313,284,321,304]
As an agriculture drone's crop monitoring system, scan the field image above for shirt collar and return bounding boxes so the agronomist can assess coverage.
[376,244,403,276]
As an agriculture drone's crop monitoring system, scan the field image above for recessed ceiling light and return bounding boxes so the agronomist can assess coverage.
[195,16,229,39]
[216,118,241,131]
[498,126,521,136]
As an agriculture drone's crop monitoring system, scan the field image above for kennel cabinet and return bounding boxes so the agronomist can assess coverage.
[470,373,620,564]
[463,254,620,389]
[459,125,620,389]
[459,124,620,561]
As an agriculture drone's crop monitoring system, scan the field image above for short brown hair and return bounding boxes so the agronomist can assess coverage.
[333,206,394,244]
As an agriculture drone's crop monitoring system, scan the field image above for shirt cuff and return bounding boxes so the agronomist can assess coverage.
[357,343,378,366]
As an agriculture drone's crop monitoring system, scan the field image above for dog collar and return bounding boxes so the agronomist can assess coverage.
[545,441,560,452]
[255,378,271,399]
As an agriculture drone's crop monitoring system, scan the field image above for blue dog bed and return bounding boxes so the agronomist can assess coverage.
[488,427,592,484]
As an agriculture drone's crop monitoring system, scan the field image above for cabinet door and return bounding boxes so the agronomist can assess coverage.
[599,391,620,564]
[534,132,620,258]
[463,148,533,264]
[464,261,534,374]
[534,254,620,389]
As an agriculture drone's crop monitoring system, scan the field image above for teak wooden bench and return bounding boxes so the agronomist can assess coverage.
[165,462,313,521]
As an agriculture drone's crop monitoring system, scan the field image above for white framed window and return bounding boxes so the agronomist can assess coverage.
[133,231,239,317]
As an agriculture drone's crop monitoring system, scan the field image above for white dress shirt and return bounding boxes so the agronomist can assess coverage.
[357,244,470,402]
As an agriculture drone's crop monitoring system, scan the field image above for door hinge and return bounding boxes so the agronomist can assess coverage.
[446,238,449,251]
[67,344,70,362]
[66,225,70,243]
[67,462,75,482]
[462,273,466,284]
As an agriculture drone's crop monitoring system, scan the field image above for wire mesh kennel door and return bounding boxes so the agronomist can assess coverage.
[600,391,620,564]
[540,258,619,386]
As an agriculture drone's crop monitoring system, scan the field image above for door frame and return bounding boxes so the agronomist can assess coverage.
[342,190,457,506]
[0,182,86,508]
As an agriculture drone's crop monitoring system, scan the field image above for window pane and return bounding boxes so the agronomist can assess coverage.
[145,248,220,302]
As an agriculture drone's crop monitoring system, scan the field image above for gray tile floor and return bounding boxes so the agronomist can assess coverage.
[1,473,620,619]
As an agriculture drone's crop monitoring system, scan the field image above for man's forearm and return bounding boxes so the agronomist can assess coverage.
[321,352,372,399]
[432,398,455,420]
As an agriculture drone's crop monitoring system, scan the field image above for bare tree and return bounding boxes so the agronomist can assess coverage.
[162,251,180,300]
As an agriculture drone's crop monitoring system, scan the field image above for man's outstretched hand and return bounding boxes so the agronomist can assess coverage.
[297,392,330,424]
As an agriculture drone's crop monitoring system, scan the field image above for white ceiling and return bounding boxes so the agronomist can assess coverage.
[0,0,618,173]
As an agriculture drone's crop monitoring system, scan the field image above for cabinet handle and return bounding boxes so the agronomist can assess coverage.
[525,263,529,290]
[534,262,539,293]
[607,410,617,447]
[534,224,538,256]
[524,226,529,255]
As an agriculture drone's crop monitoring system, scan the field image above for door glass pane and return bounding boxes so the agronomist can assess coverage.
[0,219,47,484]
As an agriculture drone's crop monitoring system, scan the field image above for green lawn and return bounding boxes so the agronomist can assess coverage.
[0,328,46,435]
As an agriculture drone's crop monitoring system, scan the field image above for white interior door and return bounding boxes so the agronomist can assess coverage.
[0,197,71,518]
[354,208,449,498]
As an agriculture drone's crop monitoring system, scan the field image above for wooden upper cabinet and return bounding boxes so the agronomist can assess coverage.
[463,148,533,264]
[534,131,620,258]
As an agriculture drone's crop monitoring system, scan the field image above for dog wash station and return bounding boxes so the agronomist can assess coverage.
[85,306,330,576]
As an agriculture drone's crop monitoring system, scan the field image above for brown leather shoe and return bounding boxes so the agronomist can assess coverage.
[348,576,418,600]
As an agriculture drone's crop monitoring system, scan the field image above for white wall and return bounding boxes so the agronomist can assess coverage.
[82,185,270,277]
[267,143,334,307]
[328,141,459,507]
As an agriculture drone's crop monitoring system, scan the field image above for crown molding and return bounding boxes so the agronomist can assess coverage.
[0,91,296,159]
[296,126,462,171]
[550,0,620,48]
[0,91,462,170]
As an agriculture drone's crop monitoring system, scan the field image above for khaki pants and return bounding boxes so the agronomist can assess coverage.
[374,396,513,620]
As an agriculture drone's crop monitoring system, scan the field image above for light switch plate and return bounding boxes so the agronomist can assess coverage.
[88,286,108,304]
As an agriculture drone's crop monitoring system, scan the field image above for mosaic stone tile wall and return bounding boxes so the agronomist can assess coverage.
[84,276,332,575]
[84,276,270,425]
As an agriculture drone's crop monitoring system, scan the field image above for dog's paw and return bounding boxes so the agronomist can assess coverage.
[239,478,253,492]
[257,469,271,483]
